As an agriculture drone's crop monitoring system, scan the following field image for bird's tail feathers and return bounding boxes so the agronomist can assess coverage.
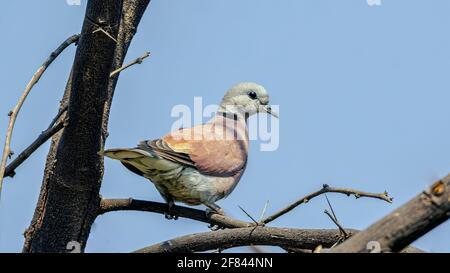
[102,147,181,176]
[102,148,153,161]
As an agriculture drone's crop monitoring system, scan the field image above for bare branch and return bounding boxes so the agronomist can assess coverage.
[238,205,259,225]
[98,198,253,228]
[330,174,450,253]
[99,185,393,229]
[134,227,358,253]
[261,184,393,225]
[4,108,68,178]
[4,121,65,178]
[99,192,428,253]
[259,200,269,222]
[0,34,79,199]
[109,51,150,77]
[134,226,425,253]
[46,106,68,130]
[324,210,348,238]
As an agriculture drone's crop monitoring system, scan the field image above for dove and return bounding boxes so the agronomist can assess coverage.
[103,82,278,217]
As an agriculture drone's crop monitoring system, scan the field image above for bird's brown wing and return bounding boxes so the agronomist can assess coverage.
[142,123,248,177]
[142,138,196,168]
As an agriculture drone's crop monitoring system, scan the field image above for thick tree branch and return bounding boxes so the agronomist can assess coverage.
[4,107,68,178]
[0,34,79,199]
[133,227,425,253]
[24,0,151,253]
[330,174,450,253]
[261,184,392,225]
[99,198,252,228]
[134,227,358,253]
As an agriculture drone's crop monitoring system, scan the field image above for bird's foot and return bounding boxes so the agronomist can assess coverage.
[205,203,225,216]
[164,212,179,220]
[164,201,179,220]
[208,223,225,231]
[205,203,226,230]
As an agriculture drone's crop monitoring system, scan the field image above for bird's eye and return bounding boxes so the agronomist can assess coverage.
[248,91,257,100]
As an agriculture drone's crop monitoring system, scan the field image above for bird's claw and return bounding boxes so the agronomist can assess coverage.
[164,212,179,220]
[205,207,226,230]
[208,223,225,231]
[164,205,178,220]
[164,212,172,220]
[164,200,179,220]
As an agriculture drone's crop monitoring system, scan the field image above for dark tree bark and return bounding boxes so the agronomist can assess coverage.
[134,228,359,253]
[330,175,450,253]
[103,0,152,139]
[133,227,425,253]
[23,0,150,253]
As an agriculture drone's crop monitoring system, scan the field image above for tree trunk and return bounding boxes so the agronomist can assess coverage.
[23,0,150,253]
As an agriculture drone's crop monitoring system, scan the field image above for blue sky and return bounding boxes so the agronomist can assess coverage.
[1,0,450,252]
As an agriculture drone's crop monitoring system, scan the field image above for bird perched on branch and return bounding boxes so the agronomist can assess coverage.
[103,82,278,218]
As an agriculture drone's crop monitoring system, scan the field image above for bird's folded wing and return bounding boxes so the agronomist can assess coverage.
[140,124,247,177]
[140,139,196,168]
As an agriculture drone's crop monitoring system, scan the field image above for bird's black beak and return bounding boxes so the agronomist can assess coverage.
[262,105,279,118]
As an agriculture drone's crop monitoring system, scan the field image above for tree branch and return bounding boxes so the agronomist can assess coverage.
[4,107,68,178]
[99,188,429,253]
[109,51,150,77]
[330,174,450,253]
[260,184,393,225]
[324,209,348,238]
[99,184,393,229]
[0,34,79,200]
[133,226,425,253]
[134,227,358,253]
[99,198,253,228]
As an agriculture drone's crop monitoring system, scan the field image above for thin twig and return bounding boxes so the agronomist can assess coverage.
[92,27,118,43]
[109,51,150,77]
[238,205,258,225]
[260,184,393,225]
[4,111,67,178]
[0,34,79,200]
[323,193,348,245]
[324,210,348,238]
[324,194,338,223]
[259,200,269,222]
[47,106,68,130]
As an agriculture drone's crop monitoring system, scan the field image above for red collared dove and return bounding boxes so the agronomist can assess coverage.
[103,82,277,216]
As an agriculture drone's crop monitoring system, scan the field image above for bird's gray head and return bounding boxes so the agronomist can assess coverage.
[218,82,278,119]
